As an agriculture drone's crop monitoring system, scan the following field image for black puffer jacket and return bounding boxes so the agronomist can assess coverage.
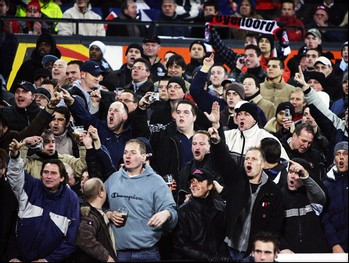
[172,195,230,261]
[0,100,41,132]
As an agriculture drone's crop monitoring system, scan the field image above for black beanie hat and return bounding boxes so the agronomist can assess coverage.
[125,43,144,57]
[276,102,295,118]
[168,76,187,93]
[235,102,258,121]
[258,34,275,51]
[304,71,326,89]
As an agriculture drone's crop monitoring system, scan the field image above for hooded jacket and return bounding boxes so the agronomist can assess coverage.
[12,32,61,85]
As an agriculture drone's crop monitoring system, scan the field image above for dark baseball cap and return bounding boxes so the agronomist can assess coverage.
[14,81,36,93]
[80,60,104,76]
[188,168,214,183]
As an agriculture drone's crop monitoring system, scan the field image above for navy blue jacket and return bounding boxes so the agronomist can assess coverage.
[68,98,149,168]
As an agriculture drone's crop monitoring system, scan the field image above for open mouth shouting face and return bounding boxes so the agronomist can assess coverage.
[15,88,35,108]
[191,133,210,161]
[236,111,256,131]
[287,169,303,191]
[107,101,127,132]
[334,149,348,173]
[244,149,264,182]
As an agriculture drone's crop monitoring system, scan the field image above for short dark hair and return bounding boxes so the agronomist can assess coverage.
[245,44,262,57]
[282,0,295,9]
[267,57,285,70]
[120,90,137,102]
[241,74,261,89]
[41,158,68,185]
[167,54,187,71]
[176,99,198,117]
[203,1,218,11]
[260,138,281,164]
[67,60,83,67]
[121,0,136,12]
[209,63,228,75]
[54,106,71,125]
[244,32,259,41]
[306,47,322,57]
[41,78,57,87]
[133,57,151,72]
[252,231,280,253]
[1,0,10,6]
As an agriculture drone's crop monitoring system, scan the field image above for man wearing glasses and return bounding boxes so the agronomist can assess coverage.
[122,57,155,102]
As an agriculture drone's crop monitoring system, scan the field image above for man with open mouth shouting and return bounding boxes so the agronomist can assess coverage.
[321,141,348,254]
[279,158,329,254]
[209,126,284,261]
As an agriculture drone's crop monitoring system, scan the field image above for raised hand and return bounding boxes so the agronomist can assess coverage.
[294,65,308,90]
[204,101,220,129]
[289,159,309,179]
[208,127,220,144]
[9,139,26,158]
[138,91,154,110]
[46,86,63,110]
[90,89,101,106]
[203,53,215,70]
[88,125,101,149]
[60,87,75,106]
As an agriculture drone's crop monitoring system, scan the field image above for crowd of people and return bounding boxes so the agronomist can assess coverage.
[0,0,348,262]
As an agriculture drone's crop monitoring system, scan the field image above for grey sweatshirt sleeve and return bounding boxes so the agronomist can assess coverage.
[302,176,326,207]
[6,155,25,201]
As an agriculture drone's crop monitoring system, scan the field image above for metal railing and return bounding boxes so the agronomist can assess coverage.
[1,16,347,51]
[1,16,347,38]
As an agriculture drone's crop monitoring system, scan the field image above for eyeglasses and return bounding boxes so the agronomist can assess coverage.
[131,66,147,71]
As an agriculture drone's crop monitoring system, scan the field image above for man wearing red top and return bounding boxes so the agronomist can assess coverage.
[275,0,304,42]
